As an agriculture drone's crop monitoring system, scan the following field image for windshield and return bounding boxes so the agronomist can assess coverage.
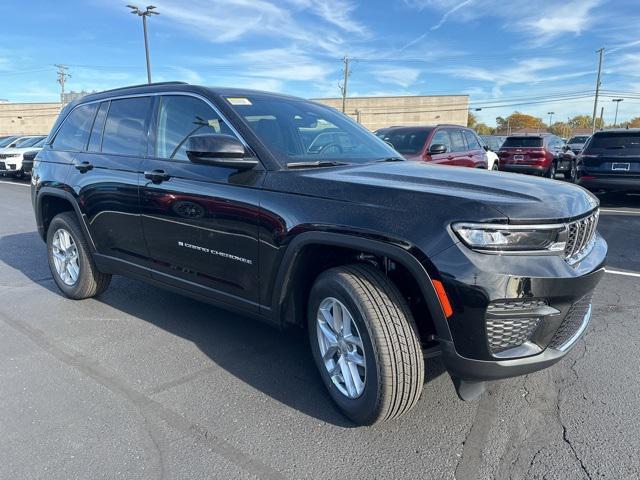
[0,136,17,148]
[568,136,589,144]
[224,95,399,165]
[14,136,45,148]
[501,137,543,148]
[585,132,640,153]
[376,128,432,154]
[33,137,47,148]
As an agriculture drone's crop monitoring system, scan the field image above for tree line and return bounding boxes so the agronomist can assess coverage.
[468,111,640,137]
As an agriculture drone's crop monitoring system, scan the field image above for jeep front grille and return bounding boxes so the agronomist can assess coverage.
[485,299,550,356]
[564,211,599,264]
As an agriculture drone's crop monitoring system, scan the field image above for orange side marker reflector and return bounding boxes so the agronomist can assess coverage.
[432,280,453,318]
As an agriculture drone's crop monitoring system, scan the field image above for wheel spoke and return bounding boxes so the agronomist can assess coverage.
[342,306,354,337]
[322,345,339,363]
[344,334,363,349]
[339,356,357,398]
[344,350,365,367]
[317,319,338,345]
[347,361,365,396]
[331,301,343,334]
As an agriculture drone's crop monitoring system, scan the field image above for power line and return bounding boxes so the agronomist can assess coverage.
[54,64,71,104]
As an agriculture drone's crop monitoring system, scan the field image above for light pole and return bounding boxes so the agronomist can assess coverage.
[127,5,159,84]
[547,111,554,128]
[612,98,623,127]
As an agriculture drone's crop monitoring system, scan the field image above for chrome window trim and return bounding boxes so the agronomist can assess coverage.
[49,91,250,152]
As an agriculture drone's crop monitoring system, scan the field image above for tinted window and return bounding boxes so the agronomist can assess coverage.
[378,128,431,155]
[430,129,452,152]
[32,137,47,148]
[448,129,466,152]
[585,132,640,153]
[156,95,236,161]
[88,102,109,152]
[502,137,543,148]
[0,136,17,148]
[568,136,589,144]
[53,104,98,151]
[225,95,398,164]
[463,130,482,150]
[102,97,151,156]
[14,136,45,148]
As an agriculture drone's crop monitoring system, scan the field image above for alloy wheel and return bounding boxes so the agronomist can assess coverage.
[51,228,80,286]
[316,297,366,399]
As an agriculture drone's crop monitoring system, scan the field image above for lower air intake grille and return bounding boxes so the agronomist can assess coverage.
[548,293,593,349]
[486,316,542,353]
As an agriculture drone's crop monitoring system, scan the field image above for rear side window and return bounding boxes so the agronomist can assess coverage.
[502,137,543,148]
[155,95,236,161]
[102,97,152,156]
[88,102,109,152]
[379,128,430,155]
[448,129,466,152]
[53,104,98,151]
[463,130,482,150]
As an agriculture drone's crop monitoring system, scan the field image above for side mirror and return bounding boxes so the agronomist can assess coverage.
[186,134,258,170]
[429,144,447,155]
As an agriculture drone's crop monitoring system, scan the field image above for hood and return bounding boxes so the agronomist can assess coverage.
[281,161,598,223]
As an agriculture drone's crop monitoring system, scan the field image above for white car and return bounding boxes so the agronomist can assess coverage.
[0,135,46,177]
[485,149,499,170]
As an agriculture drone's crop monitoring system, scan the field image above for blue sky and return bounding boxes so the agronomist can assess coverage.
[1,0,639,126]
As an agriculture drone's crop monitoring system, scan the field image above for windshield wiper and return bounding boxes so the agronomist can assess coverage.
[286,160,350,169]
[375,156,405,162]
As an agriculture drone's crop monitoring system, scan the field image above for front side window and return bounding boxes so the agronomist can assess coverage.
[224,95,398,164]
[53,104,98,151]
[430,130,452,152]
[156,95,237,161]
[101,97,152,156]
[374,128,430,155]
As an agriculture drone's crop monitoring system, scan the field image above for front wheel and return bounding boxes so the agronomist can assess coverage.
[308,264,424,425]
[564,161,577,183]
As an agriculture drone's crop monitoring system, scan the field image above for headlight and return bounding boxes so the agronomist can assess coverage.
[452,223,567,253]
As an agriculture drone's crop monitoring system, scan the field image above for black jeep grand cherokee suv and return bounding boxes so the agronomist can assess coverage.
[31,82,606,425]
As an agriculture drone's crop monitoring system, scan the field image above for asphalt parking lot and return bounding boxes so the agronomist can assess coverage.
[0,177,639,480]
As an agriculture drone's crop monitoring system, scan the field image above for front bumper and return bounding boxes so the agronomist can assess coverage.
[0,157,23,174]
[431,233,607,383]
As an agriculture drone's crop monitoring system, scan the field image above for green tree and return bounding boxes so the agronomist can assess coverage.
[468,111,478,128]
[507,112,546,129]
[474,123,493,135]
[569,115,604,130]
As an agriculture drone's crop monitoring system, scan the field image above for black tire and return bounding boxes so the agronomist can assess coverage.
[308,264,424,425]
[564,161,577,183]
[46,212,111,299]
[546,162,556,179]
[491,161,499,171]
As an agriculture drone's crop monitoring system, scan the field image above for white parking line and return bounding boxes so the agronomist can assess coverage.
[600,208,640,215]
[605,268,640,278]
[0,180,29,187]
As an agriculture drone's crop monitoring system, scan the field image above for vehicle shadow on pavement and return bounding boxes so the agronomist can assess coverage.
[595,192,640,272]
[0,231,447,427]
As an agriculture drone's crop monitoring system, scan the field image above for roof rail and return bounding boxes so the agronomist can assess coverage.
[91,81,189,96]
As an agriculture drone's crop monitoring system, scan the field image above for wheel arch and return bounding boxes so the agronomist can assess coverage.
[36,188,96,252]
[270,231,452,343]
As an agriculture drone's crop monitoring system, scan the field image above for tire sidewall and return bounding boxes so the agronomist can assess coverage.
[308,273,382,425]
[46,214,90,298]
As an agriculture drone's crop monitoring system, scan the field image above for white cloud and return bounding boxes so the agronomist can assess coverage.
[286,0,367,34]
[372,67,422,88]
[431,0,474,30]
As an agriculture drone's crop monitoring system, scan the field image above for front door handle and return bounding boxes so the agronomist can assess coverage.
[144,169,171,183]
[74,161,93,173]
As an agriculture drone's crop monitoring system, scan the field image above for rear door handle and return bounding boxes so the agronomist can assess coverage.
[74,161,93,173]
[144,169,171,183]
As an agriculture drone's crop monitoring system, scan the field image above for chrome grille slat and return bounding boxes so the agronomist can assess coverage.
[564,210,599,264]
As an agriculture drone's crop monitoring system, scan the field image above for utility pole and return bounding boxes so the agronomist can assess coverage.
[127,5,159,84]
[339,55,351,113]
[547,111,554,129]
[591,48,605,134]
[599,107,604,131]
[55,64,71,104]
[612,98,623,126]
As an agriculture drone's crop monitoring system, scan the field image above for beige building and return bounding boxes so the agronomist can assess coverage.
[0,103,62,136]
[313,95,469,131]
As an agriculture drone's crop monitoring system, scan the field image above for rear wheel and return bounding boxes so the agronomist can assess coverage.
[47,212,111,299]
[491,161,499,171]
[308,264,424,425]
[546,162,557,179]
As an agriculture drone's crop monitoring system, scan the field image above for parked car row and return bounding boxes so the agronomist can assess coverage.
[0,134,47,177]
